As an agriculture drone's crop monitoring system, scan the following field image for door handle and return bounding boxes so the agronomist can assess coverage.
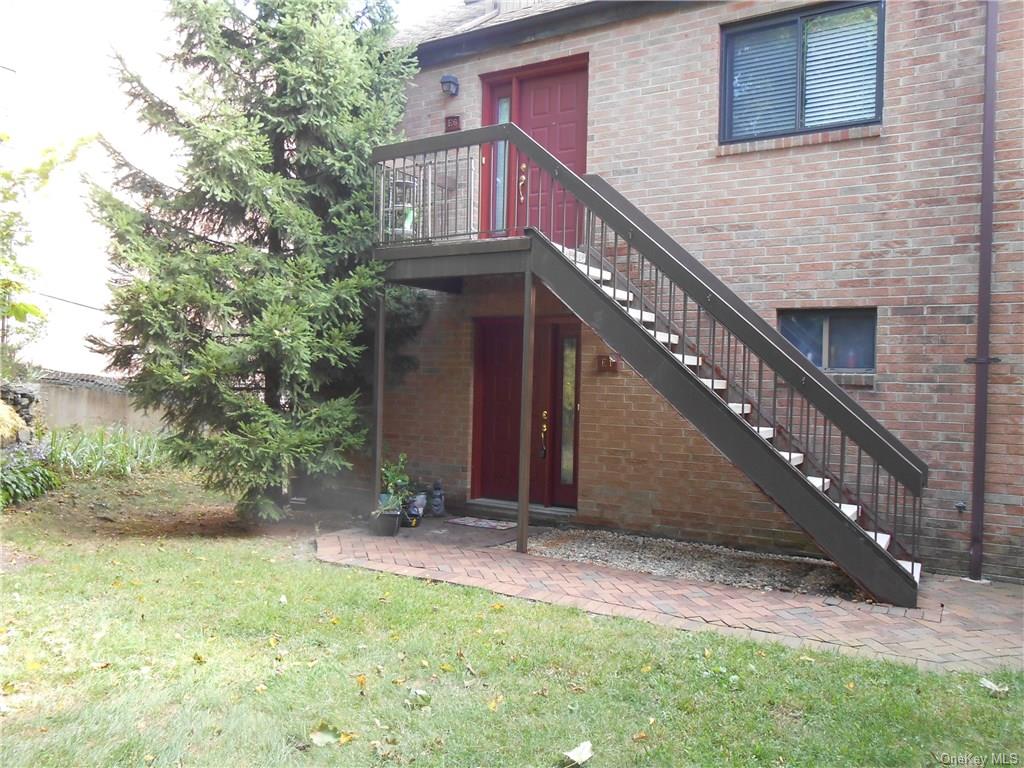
[518,163,527,203]
[539,409,549,458]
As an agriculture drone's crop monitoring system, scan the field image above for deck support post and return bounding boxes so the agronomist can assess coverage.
[372,289,386,511]
[517,268,536,553]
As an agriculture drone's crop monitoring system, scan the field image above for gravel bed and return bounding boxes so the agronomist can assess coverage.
[499,527,862,600]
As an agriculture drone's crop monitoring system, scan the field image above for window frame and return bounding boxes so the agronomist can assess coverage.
[719,1,886,145]
[778,308,878,373]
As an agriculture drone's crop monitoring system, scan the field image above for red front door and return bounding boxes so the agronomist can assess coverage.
[483,59,588,246]
[474,318,581,508]
[517,69,587,247]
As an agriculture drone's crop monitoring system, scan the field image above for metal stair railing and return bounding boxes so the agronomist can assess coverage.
[371,123,928,569]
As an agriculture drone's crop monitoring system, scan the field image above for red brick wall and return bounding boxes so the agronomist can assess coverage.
[383,276,817,556]
[390,0,1023,579]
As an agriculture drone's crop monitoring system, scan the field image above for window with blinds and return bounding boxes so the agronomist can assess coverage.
[721,2,883,143]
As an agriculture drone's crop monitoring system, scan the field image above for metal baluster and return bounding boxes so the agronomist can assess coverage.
[682,293,689,356]
[771,372,778,433]
[838,435,847,507]
[823,420,831,494]
[872,462,881,536]
[756,358,763,430]
[855,448,864,521]
[548,173,555,241]
[886,473,894,538]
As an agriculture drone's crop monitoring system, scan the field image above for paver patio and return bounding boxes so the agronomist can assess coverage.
[315,519,1023,673]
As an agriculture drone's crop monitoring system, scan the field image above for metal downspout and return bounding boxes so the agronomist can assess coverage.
[968,0,1000,581]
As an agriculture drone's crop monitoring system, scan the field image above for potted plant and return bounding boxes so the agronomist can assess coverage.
[372,454,410,536]
[370,492,402,536]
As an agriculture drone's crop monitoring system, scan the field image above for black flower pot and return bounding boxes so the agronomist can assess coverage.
[371,511,401,536]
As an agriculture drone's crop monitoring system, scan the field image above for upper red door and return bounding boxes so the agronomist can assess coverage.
[518,69,588,247]
[485,61,588,247]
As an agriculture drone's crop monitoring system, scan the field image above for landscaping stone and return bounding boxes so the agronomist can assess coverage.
[498,527,861,599]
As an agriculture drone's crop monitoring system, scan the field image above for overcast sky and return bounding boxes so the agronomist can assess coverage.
[1,0,447,375]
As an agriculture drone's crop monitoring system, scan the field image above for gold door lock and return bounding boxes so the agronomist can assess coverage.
[539,409,549,458]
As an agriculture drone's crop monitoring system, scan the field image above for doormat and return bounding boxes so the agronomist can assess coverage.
[446,516,517,530]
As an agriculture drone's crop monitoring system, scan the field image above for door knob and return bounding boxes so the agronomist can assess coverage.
[539,410,549,458]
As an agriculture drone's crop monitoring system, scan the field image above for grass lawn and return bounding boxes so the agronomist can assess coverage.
[1,471,1021,767]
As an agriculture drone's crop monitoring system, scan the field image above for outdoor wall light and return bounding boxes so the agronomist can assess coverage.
[440,74,459,97]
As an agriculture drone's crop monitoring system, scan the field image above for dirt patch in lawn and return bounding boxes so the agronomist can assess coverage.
[5,470,350,547]
[500,528,862,600]
[0,542,41,573]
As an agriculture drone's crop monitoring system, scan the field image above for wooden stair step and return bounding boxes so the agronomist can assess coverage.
[700,378,728,391]
[865,530,891,550]
[647,328,679,345]
[808,476,831,491]
[777,451,804,466]
[836,502,859,520]
[898,560,922,583]
[672,353,701,366]
[601,285,634,303]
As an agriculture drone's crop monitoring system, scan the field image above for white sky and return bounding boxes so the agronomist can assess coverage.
[1,0,449,375]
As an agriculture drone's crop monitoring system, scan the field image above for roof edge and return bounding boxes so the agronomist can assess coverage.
[415,1,688,69]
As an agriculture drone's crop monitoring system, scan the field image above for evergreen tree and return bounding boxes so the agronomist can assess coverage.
[91,0,421,517]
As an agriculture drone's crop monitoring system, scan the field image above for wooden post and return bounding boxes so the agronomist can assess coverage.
[372,290,386,510]
[517,269,536,553]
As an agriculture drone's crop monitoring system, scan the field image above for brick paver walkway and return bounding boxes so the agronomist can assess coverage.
[315,522,1023,673]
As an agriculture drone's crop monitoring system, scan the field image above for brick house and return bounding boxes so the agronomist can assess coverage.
[361,0,1022,606]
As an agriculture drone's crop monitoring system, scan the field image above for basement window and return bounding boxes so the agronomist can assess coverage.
[720,2,884,143]
[779,308,877,372]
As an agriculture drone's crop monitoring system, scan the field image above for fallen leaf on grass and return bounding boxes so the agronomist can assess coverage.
[407,688,431,708]
[439,663,454,673]
[490,602,505,611]
[487,694,504,711]
[980,678,1009,698]
[640,664,653,673]
[632,731,648,742]
[532,687,549,697]
[560,740,593,766]
[192,654,206,665]
[798,656,815,663]
[845,682,855,690]
[309,721,357,747]
[355,673,367,690]
[90,661,111,671]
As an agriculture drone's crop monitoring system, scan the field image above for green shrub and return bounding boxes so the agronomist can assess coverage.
[46,426,167,479]
[1,447,60,509]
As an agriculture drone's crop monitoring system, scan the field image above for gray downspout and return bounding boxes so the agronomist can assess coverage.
[968,0,1000,581]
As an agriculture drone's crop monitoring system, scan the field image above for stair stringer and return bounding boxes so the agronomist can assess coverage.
[527,233,919,608]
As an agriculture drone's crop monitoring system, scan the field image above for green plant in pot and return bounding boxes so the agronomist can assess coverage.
[372,454,410,536]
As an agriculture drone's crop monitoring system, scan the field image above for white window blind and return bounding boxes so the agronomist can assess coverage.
[729,24,799,140]
[722,3,882,142]
[803,6,880,128]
